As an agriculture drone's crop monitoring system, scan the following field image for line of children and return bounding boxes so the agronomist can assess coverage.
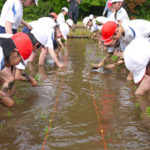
[0,3,73,106]
[82,0,150,95]
[1,0,150,108]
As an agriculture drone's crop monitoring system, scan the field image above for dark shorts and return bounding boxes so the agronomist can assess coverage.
[53,39,58,50]
[0,25,17,34]
[68,7,79,24]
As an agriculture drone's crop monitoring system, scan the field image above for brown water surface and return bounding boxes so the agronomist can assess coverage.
[0,39,150,150]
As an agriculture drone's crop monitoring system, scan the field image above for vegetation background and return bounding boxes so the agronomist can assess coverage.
[0,0,149,21]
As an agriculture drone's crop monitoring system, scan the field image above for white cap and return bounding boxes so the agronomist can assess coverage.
[59,23,70,40]
[66,19,73,27]
[124,37,150,84]
[83,17,89,27]
[35,0,38,6]
[111,0,124,3]
[89,14,94,20]
[62,7,68,13]
[96,16,108,25]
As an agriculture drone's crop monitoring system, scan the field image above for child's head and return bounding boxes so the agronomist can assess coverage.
[61,7,68,15]
[55,23,70,40]
[0,38,22,66]
[22,0,38,6]
[2,32,34,67]
[111,0,123,11]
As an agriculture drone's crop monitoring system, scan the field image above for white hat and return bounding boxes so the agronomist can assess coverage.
[59,23,70,40]
[62,7,68,13]
[89,14,94,20]
[83,17,89,27]
[124,37,150,84]
[35,0,38,6]
[96,16,108,25]
[66,19,73,27]
[111,0,124,3]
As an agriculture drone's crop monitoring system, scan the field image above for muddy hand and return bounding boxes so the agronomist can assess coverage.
[0,96,14,107]
[105,64,116,70]
[58,63,65,68]
[30,77,38,86]
[91,64,100,69]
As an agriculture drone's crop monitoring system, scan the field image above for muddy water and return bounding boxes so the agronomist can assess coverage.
[0,39,150,150]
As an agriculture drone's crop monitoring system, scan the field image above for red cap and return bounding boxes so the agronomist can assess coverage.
[49,12,57,20]
[101,21,117,45]
[11,32,33,60]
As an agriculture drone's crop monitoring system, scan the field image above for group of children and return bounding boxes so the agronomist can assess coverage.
[0,0,150,107]
[83,0,150,96]
[0,0,73,107]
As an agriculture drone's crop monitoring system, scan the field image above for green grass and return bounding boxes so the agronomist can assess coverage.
[69,28,90,36]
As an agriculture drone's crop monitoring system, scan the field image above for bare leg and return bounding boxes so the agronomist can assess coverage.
[72,24,76,31]
[38,47,48,66]
[127,71,133,81]
[135,74,150,95]
[28,51,38,62]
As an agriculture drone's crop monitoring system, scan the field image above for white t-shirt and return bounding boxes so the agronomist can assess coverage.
[115,7,129,23]
[29,17,56,29]
[128,19,150,38]
[90,20,98,32]
[16,59,28,70]
[31,26,54,49]
[57,13,65,25]
[107,11,115,21]
[0,0,23,29]
[124,37,150,83]
[91,17,108,32]
[119,22,137,51]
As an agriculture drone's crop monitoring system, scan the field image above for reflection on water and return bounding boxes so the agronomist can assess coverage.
[0,39,150,150]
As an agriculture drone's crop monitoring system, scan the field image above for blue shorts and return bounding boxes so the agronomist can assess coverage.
[0,25,17,34]
[22,26,31,33]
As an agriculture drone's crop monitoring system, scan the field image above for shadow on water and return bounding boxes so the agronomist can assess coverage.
[0,39,150,150]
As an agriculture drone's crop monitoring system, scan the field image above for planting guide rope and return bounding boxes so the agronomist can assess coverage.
[89,74,107,150]
[42,76,64,150]
[42,38,107,149]
[80,37,107,149]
